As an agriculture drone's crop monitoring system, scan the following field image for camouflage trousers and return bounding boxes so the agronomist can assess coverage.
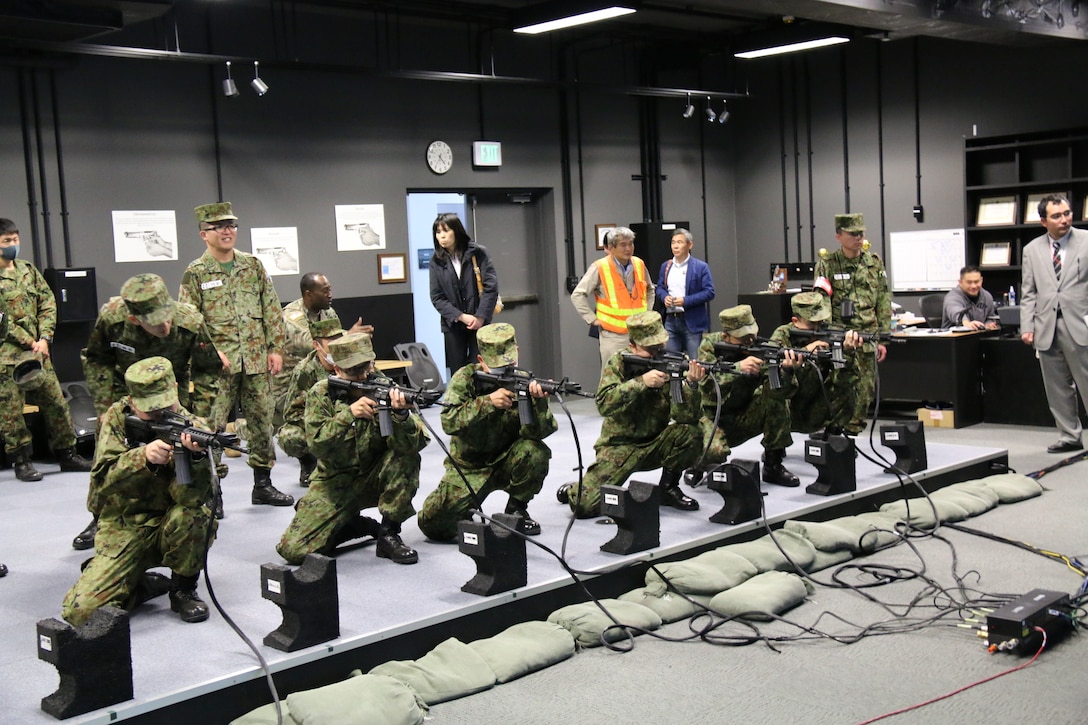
[417,438,551,541]
[205,370,277,469]
[696,393,794,468]
[0,359,77,454]
[276,450,420,565]
[61,503,217,627]
[275,422,309,460]
[838,351,877,435]
[789,370,857,435]
[568,422,700,518]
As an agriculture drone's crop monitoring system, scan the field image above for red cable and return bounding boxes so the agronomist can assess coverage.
[858,627,1048,724]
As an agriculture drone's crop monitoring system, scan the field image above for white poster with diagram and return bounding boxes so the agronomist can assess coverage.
[335,204,386,251]
[250,227,300,276]
[111,209,179,262]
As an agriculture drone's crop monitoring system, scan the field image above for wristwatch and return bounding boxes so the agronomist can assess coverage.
[40,336,52,344]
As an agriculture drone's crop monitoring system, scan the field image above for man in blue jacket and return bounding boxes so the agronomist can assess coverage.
[656,228,715,358]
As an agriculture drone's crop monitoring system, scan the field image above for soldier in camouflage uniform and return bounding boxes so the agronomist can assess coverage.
[71,273,228,551]
[0,218,92,481]
[418,323,556,541]
[61,357,217,626]
[813,213,892,435]
[690,305,800,488]
[179,202,293,510]
[0,293,7,577]
[277,332,428,565]
[768,292,864,436]
[557,311,705,518]
[276,316,345,487]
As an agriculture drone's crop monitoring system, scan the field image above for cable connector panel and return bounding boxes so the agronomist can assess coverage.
[986,589,1072,654]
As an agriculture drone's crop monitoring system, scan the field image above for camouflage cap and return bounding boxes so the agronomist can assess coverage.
[626,311,669,347]
[834,213,865,233]
[791,291,831,322]
[194,202,238,224]
[125,356,178,411]
[329,331,375,369]
[477,323,517,367]
[718,304,759,337]
[309,316,345,340]
[121,273,175,327]
[12,351,46,392]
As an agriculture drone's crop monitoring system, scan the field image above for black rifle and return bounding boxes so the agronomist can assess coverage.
[621,350,703,404]
[124,409,246,485]
[787,327,899,368]
[474,367,594,425]
[712,340,831,390]
[327,375,442,437]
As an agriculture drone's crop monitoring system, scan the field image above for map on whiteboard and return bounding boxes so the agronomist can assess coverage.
[888,228,965,291]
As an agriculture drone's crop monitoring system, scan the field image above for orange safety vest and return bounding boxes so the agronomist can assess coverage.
[594,256,649,333]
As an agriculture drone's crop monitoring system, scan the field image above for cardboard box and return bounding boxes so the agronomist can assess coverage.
[917,408,955,428]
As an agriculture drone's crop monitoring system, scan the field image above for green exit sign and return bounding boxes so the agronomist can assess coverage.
[472,141,502,167]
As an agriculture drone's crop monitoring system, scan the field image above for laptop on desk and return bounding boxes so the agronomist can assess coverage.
[997,305,1020,328]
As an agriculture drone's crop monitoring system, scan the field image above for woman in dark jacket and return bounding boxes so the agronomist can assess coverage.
[428,213,499,375]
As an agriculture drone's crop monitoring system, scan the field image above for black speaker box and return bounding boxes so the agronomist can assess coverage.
[44,268,98,323]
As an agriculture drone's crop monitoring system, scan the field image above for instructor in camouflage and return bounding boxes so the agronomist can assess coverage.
[813,213,892,435]
[179,202,293,509]
[418,323,556,541]
[276,332,429,566]
[61,357,217,627]
[557,311,704,518]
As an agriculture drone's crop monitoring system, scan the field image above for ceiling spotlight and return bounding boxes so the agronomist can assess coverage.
[718,100,730,124]
[704,96,716,122]
[682,93,695,119]
[251,61,269,96]
[222,61,240,97]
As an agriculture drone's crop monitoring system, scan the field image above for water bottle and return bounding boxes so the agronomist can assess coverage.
[1008,285,1017,306]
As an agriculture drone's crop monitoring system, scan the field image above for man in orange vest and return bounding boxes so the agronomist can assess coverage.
[571,226,655,375]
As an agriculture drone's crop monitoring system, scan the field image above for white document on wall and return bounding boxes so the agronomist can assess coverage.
[335,204,386,251]
[111,210,179,262]
[250,227,300,276]
[888,228,965,291]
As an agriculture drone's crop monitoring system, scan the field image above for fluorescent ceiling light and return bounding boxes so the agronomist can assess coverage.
[514,7,636,35]
[734,36,849,59]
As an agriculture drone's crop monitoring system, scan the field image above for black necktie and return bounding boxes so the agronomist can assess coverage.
[1052,241,1062,281]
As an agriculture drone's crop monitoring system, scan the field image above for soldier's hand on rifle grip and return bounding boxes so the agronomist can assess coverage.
[685,359,706,384]
[781,349,803,369]
[642,369,668,389]
[843,330,862,352]
[144,438,174,466]
[737,356,763,375]
[388,387,410,411]
[528,380,548,399]
[488,388,516,409]
[178,432,204,453]
[350,396,378,420]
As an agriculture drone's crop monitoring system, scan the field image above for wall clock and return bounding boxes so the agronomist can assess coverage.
[426,140,453,174]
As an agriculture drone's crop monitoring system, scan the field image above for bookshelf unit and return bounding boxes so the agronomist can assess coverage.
[964,127,1088,300]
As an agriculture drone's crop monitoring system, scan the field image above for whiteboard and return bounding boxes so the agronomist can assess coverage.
[888,228,965,291]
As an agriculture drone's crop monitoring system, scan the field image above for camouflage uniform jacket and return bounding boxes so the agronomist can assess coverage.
[304,377,430,480]
[0,259,56,364]
[594,349,700,448]
[441,363,558,469]
[697,332,794,416]
[274,298,338,391]
[83,296,222,416]
[178,250,286,374]
[92,400,214,524]
[282,350,328,431]
[814,249,892,350]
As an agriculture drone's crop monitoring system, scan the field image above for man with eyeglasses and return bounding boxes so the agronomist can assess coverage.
[1020,193,1088,454]
[179,202,293,514]
[813,213,891,436]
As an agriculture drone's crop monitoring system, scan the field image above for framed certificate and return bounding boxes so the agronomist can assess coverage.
[1083,195,1088,221]
[594,223,616,250]
[377,253,407,284]
[976,195,1017,226]
[979,241,1011,267]
[1024,192,1062,223]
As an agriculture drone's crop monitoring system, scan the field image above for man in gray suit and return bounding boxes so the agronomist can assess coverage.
[1020,193,1088,453]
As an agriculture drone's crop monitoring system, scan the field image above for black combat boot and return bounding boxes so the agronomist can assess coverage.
[169,572,210,623]
[761,449,800,487]
[683,467,706,487]
[319,514,380,556]
[251,467,294,506]
[659,468,699,511]
[72,516,99,550]
[56,446,92,472]
[12,445,42,482]
[298,453,318,488]
[504,497,541,536]
[375,518,418,564]
[0,563,8,577]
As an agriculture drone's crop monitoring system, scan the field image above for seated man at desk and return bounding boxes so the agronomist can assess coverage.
[942,265,998,331]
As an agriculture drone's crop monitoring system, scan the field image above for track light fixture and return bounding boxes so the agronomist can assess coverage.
[704,96,716,122]
[222,61,240,97]
[251,61,269,96]
[681,93,695,119]
[718,100,730,124]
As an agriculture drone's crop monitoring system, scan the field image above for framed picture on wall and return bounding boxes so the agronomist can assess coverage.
[979,241,1012,268]
[976,196,1017,226]
[1083,195,1088,221]
[1023,192,1062,223]
[594,223,616,250]
[377,253,407,284]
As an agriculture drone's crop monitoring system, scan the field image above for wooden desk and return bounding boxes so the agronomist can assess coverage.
[374,360,411,373]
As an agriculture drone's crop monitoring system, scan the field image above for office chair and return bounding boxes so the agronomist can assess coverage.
[920,294,945,329]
